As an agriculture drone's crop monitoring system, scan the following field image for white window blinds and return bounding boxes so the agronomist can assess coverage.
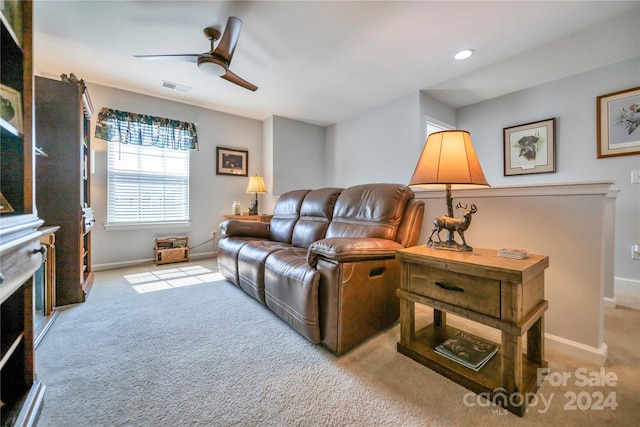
[107,141,190,224]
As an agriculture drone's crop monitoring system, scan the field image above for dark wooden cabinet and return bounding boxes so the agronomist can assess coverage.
[35,76,94,306]
[0,1,46,425]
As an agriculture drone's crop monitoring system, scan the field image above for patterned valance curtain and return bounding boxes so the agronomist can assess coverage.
[95,107,198,151]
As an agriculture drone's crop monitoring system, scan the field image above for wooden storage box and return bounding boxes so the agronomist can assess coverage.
[154,237,190,266]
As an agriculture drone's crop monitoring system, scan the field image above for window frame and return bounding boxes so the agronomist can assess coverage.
[105,140,191,229]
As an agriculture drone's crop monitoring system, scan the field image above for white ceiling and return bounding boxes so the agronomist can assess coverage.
[33,1,640,126]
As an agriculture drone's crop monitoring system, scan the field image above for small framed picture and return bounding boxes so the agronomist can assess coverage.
[597,87,640,158]
[503,118,556,176]
[216,146,248,176]
[0,83,23,134]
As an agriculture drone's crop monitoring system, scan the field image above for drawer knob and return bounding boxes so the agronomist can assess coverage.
[434,281,464,292]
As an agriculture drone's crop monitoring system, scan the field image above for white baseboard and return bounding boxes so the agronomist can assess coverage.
[614,276,640,310]
[545,333,608,366]
[190,252,216,261]
[93,258,154,271]
[93,252,216,272]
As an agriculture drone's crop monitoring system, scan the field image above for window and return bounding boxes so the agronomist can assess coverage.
[107,141,190,224]
[96,107,196,226]
[426,120,451,137]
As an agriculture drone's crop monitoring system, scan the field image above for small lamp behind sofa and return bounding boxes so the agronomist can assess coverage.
[246,175,267,214]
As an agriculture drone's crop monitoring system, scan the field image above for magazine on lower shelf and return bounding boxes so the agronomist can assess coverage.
[435,331,498,372]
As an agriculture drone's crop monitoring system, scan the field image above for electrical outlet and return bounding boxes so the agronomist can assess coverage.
[632,244,640,260]
[632,170,640,184]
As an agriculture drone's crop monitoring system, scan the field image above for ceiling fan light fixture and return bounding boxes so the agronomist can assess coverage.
[197,57,227,77]
[454,49,475,60]
[137,17,256,91]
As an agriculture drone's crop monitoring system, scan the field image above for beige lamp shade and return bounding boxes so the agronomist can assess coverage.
[246,175,267,194]
[409,130,489,189]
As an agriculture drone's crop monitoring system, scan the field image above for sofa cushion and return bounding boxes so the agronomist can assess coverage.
[264,248,321,343]
[237,241,292,304]
[269,189,311,243]
[217,236,266,286]
[291,187,343,249]
[326,183,414,241]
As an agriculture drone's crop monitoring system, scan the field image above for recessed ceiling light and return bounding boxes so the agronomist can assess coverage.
[454,49,475,60]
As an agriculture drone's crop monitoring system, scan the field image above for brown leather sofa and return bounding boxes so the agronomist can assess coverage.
[217,183,424,355]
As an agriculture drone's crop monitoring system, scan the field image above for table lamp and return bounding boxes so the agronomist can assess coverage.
[409,130,489,251]
[246,175,267,215]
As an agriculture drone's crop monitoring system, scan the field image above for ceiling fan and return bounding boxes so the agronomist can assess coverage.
[135,16,257,91]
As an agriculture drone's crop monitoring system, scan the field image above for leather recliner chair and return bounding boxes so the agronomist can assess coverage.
[218,183,424,355]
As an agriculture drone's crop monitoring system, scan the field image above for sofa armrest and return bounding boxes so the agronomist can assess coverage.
[219,220,270,238]
[307,237,404,266]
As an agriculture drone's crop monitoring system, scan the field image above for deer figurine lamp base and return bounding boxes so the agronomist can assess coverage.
[427,238,473,252]
[427,184,478,252]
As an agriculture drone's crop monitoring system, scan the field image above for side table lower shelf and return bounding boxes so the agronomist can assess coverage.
[397,322,548,414]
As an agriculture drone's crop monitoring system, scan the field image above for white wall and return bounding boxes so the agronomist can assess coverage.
[419,91,456,134]
[87,83,263,268]
[457,58,640,283]
[326,91,423,187]
[272,116,326,195]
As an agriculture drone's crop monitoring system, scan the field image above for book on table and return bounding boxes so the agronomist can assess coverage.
[498,248,528,259]
[435,331,498,372]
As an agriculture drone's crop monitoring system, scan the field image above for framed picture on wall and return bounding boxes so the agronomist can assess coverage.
[503,118,556,176]
[597,86,640,158]
[216,146,248,176]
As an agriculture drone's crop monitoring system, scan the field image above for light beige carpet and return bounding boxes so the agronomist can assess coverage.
[35,258,640,426]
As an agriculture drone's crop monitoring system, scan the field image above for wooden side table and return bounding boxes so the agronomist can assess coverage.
[396,246,549,416]
[223,214,273,223]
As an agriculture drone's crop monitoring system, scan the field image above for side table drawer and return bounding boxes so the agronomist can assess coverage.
[407,264,501,318]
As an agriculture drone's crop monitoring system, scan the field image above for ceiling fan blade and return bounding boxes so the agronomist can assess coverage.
[221,69,258,91]
[134,54,199,63]
[213,16,242,64]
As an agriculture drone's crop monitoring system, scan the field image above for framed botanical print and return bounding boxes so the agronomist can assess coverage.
[504,118,556,176]
[216,146,248,176]
[597,87,640,158]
